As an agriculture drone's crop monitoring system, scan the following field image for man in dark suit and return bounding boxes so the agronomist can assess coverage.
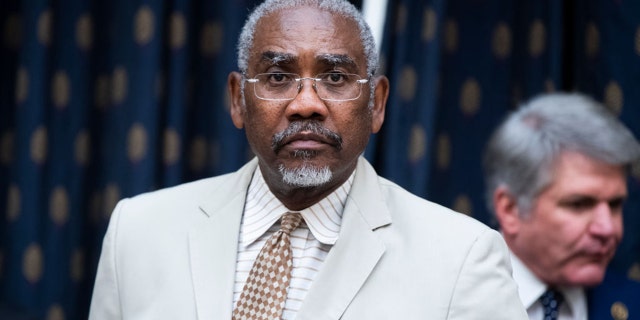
[484,92,640,320]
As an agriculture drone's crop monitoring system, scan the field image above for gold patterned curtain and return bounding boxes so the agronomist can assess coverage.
[0,0,262,318]
[2,0,640,319]
[374,0,640,290]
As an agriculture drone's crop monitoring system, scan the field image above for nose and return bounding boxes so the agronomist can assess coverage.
[284,78,329,120]
[589,202,621,238]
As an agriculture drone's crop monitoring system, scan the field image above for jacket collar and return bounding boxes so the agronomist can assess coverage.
[188,157,391,319]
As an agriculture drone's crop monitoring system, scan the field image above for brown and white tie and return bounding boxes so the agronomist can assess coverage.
[233,212,303,320]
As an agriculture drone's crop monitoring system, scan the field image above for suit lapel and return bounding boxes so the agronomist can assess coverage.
[188,159,258,319]
[296,158,391,319]
[186,157,389,319]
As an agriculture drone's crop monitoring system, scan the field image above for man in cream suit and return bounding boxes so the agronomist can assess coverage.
[89,0,527,319]
[484,93,640,320]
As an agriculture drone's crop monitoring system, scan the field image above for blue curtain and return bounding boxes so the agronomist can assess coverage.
[570,0,640,274]
[0,0,263,318]
[374,0,640,285]
[1,0,639,319]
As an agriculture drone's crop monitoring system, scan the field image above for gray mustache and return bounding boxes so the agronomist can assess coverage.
[272,121,343,152]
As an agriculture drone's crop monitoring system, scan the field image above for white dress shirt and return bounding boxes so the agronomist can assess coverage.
[510,252,588,320]
[233,168,355,319]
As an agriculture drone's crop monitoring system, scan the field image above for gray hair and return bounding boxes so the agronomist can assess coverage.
[483,92,640,216]
[236,0,379,77]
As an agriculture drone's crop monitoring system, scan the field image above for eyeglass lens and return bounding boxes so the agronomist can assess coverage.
[250,73,365,101]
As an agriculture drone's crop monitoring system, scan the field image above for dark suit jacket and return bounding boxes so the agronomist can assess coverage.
[588,270,640,320]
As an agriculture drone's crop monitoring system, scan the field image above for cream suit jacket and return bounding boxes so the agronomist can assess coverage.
[89,157,527,319]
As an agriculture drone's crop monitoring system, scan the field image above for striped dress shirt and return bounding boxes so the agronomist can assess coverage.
[233,168,354,319]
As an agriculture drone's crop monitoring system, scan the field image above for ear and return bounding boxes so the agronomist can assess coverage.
[493,186,523,236]
[370,75,389,133]
[228,71,245,129]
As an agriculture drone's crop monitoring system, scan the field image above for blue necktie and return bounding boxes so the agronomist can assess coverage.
[540,288,564,320]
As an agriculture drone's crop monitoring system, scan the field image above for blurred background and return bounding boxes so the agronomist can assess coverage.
[1,0,639,319]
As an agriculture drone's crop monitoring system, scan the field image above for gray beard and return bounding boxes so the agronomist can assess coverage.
[279,163,332,187]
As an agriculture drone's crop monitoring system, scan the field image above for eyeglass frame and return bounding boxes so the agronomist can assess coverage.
[243,72,371,102]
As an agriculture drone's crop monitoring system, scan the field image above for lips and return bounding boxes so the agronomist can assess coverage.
[580,242,617,260]
[282,132,335,148]
[272,121,342,153]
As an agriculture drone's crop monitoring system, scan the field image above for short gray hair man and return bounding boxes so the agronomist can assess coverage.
[484,92,640,216]
[483,92,640,319]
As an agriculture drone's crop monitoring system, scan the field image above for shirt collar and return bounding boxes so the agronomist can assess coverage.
[239,167,355,247]
[509,251,587,318]
[510,253,548,309]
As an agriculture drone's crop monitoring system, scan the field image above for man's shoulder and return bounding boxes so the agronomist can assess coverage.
[128,171,237,204]
[375,174,493,238]
[587,270,640,320]
[110,160,257,222]
[127,159,257,205]
[380,176,483,217]
[156,172,233,194]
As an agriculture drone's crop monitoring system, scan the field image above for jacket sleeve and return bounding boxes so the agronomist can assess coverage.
[448,229,528,319]
[88,199,127,320]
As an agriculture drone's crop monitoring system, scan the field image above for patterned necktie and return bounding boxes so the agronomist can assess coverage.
[233,212,303,320]
[540,288,564,320]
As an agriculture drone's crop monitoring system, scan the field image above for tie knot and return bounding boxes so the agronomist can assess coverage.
[541,288,564,306]
[280,212,302,234]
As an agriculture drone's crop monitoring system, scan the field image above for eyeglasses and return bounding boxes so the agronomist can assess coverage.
[244,72,369,102]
